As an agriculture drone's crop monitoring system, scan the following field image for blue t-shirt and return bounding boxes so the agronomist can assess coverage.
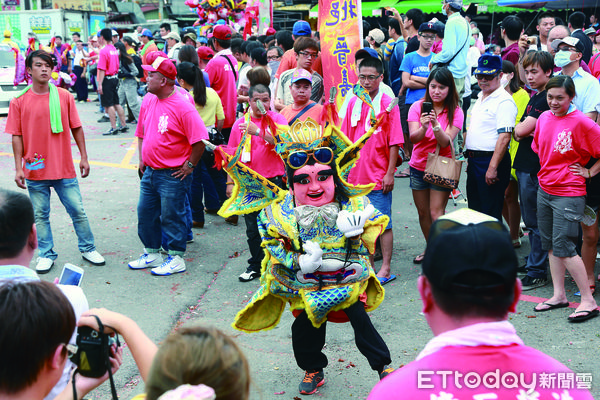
[400,52,433,105]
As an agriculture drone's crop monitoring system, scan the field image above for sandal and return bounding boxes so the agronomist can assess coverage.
[512,238,521,248]
[413,253,425,264]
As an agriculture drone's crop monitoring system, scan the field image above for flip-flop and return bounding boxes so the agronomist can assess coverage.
[568,308,599,323]
[394,168,410,178]
[533,301,570,312]
[377,275,397,285]
[413,253,425,264]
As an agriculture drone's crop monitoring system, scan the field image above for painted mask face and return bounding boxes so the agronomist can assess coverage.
[291,163,336,207]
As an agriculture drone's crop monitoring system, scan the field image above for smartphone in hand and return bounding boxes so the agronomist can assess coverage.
[422,102,433,115]
[58,263,84,286]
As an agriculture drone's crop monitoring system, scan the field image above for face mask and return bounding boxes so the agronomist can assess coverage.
[554,50,573,68]
[268,60,280,77]
[442,4,447,15]
[500,75,509,88]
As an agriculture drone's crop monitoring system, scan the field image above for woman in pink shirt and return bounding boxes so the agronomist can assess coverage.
[532,75,600,322]
[407,67,464,264]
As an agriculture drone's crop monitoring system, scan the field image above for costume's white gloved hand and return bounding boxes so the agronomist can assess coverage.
[299,241,323,274]
[336,203,376,238]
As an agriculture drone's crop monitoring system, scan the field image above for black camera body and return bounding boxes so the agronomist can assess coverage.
[70,326,112,378]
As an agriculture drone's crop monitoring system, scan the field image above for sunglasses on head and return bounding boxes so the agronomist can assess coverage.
[288,147,334,169]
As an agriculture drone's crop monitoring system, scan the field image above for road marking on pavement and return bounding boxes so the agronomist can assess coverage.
[120,138,138,167]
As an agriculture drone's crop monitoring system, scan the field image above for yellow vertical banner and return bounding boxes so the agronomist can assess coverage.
[318,0,362,108]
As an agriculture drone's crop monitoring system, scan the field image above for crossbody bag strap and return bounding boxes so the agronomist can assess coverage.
[288,102,317,125]
[221,55,238,81]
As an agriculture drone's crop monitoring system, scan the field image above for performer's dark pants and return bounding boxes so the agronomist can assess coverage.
[292,301,391,373]
[244,176,284,272]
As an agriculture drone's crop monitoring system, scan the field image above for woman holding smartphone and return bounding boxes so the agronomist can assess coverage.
[532,75,600,322]
[407,67,464,264]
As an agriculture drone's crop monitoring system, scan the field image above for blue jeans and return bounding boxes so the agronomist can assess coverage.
[26,178,96,259]
[515,170,548,278]
[138,167,191,256]
[466,153,510,221]
[190,158,222,222]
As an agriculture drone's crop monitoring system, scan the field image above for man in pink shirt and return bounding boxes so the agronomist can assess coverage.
[226,83,286,282]
[341,57,403,285]
[369,208,594,400]
[128,55,208,276]
[97,28,128,136]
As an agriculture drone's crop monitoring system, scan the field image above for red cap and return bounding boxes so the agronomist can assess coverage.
[142,54,177,80]
[213,25,232,40]
[197,46,215,60]
[266,27,276,36]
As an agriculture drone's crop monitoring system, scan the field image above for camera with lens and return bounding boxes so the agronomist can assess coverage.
[70,326,117,378]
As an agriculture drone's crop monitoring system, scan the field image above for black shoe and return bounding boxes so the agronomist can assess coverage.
[379,365,394,380]
[299,370,324,395]
[239,266,260,282]
[118,125,129,133]
[516,265,528,275]
[521,275,548,291]
[205,208,220,215]
[97,115,110,123]
[102,128,119,136]
[126,118,137,124]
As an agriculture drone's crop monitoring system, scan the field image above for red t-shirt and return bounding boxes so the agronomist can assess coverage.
[274,48,323,79]
[341,93,404,190]
[532,109,600,197]
[98,44,119,76]
[408,100,464,171]
[227,111,286,178]
[280,102,323,124]
[369,344,593,399]
[6,87,82,180]
[205,52,238,129]
[135,90,208,169]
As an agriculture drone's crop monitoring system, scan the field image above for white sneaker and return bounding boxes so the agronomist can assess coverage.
[128,252,163,269]
[36,257,54,274]
[151,255,186,276]
[82,250,105,266]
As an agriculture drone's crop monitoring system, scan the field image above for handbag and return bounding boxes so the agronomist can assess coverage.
[423,143,463,189]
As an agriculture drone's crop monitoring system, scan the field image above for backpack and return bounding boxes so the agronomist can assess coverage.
[132,54,144,79]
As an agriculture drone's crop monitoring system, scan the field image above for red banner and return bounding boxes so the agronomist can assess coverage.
[318,0,362,108]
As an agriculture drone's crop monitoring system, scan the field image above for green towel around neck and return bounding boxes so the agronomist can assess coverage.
[15,84,63,134]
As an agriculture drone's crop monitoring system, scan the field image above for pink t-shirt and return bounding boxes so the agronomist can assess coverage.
[205,52,238,129]
[341,93,404,191]
[135,90,208,169]
[408,100,464,171]
[227,111,286,178]
[369,344,593,399]
[6,87,82,180]
[98,44,120,76]
[532,109,600,197]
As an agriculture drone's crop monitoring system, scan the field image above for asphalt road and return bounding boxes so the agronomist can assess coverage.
[1,98,599,399]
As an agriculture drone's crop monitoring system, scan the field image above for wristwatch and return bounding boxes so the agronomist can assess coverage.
[432,126,442,132]
[186,160,195,169]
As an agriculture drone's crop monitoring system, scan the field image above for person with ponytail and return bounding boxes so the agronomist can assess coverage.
[177,61,225,229]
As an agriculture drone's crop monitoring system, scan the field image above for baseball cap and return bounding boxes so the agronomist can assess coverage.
[443,0,463,9]
[266,27,277,36]
[197,46,214,60]
[355,47,378,61]
[213,25,232,40]
[111,29,118,37]
[142,54,177,80]
[293,20,311,37]
[183,32,197,42]
[162,32,181,42]
[551,36,585,53]
[368,28,385,44]
[418,22,437,34]
[422,208,518,294]
[291,68,312,84]
[474,54,502,75]
[140,29,153,38]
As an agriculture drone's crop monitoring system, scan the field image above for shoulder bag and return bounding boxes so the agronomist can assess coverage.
[423,143,463,189]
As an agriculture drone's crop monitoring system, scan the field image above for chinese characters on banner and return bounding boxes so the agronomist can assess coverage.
[318,0,362,108]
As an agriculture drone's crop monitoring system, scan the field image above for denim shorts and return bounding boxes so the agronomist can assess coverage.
[409,166,452,192]
[537,188,585,258]
[367,190,392,230]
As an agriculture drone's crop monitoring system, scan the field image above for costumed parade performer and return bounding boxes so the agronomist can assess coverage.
[212,98,396,395]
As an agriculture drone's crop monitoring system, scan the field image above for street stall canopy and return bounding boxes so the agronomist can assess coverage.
[497,0,600,8]
[310,0,399,18]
